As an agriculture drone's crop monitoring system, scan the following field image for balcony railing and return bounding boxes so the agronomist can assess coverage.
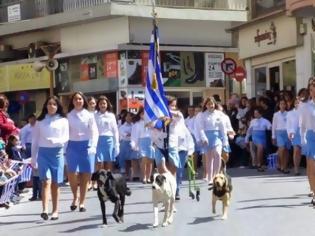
[0,0,248,23]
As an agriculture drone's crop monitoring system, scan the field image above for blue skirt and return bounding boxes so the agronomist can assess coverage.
[291,128,301,147]
[38,147,64,184]
[66,140,95,174]
[252,130,267,147]
[306,130,315,159]
[96,135,115,162]
[139,137,154,159]
[155,147,180,168]
[275,130,291,148]
[119,140,132,161]
[205,130,222,150]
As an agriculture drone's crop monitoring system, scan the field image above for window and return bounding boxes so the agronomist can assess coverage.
[252,0,285,18]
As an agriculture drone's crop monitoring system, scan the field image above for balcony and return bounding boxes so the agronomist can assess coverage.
[286,0,315,16]
[0,0,248,23]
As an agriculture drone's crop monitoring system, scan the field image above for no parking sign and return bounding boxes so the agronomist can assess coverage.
[221,58,236,75]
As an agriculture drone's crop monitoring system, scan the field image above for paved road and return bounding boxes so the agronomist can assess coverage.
[1,168,315,236]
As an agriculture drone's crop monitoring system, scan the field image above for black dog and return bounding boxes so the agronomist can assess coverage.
[91,169,131,225]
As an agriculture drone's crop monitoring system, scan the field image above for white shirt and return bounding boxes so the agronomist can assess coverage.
[67,109,98,149]
[199,110,228,146]
[245,117,271,143]
[286,109,299,136]
[272,111,288,139]
[95,111,119,145]
[185,116,195,136]
[20,123,34,146]
[300,100,315,144]
[31,114,69,162]
[119,122,133,141]
[130,119,151,150]
[218,110,234,133]
[178,122,194,155]
[193,112,203,143]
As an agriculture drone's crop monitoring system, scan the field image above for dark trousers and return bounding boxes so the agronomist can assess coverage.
[31,176,41,199]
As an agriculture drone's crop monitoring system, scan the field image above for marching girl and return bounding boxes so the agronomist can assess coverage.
[131,107,154,184]
[31,96,69,220]
[300,80,315,205]
[66,92,98,212]
[150,96,181,176]
[94,96,119,173]
[118,112,134,179]
[287,97,302,175]
[199,97,228,184]
[245,106,272,172]
[272,98,291,174]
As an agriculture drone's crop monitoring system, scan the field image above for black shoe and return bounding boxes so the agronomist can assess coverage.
[79,207,86,212]
[175,195,180,201]
[51,216,59,221]
[70,205,77,211]
[40,213,49,220]
[29,197,37,201]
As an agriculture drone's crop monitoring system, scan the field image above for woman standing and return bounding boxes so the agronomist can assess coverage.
[31,96,69,220]
[66,92,98,212]
[199,97,228,184]
[272,98,291,174]
[301,79,315,204]
[287,97,302,175]
[245,107,272,172]
[131,107,154,184]
[94,95,119,172]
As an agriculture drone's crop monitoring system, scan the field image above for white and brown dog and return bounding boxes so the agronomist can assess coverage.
[152,172,177,227]
[210,171,232,220]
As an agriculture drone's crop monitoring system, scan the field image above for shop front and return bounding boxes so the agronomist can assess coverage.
[238,13,303,97]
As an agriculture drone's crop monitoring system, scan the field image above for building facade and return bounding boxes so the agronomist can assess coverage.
[0,0,248,120]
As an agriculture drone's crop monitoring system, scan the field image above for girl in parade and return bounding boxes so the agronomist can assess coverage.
[272,98,291,174]
[66,92,98,212]
[300,79,315,205]
[31,96,69,220]
[131,107,154,184]
[245,106,272,172]
[118,112,134,179]
[94,95,119,172]
[287,96,302,175]
[199,96,228,184]
[150,96,181,176]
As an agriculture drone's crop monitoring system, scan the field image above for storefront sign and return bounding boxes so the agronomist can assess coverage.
[239,15,300,59]
[118,88,144,113]
[254,22,277,47]
[0,64,50,92]
[205,53,225,87]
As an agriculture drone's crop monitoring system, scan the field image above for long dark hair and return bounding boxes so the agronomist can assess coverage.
[37,96,66,121]
[133,107,144,123]
[96,95,113,112]
[68,91,88,112]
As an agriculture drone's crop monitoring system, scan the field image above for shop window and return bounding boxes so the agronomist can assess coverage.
[282,60,296,94]
[254,67,266,97]
[252,0,285,19]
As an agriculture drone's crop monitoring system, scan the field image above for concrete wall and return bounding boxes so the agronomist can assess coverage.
[129,17,232,47]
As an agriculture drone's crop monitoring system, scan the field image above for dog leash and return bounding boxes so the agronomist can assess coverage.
[187,155,200,202]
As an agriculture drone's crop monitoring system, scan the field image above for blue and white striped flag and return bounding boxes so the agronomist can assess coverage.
[144,23,171,127]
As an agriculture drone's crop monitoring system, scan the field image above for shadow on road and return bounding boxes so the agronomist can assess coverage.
[188,216,215,225]
[119,223,151,232]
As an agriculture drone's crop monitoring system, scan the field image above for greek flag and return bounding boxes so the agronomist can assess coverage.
[144,23,171,127]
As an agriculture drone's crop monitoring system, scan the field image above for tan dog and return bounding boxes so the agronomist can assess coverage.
[211,172,232,220]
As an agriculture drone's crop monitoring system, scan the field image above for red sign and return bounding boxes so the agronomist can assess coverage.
[103,52,118,79]
[221,58,236,75]
[234,66,246,82]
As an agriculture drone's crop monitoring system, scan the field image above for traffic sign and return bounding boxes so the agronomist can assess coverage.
[221,58,236,75]
[234,66,246,82]
[17,91,30,105]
